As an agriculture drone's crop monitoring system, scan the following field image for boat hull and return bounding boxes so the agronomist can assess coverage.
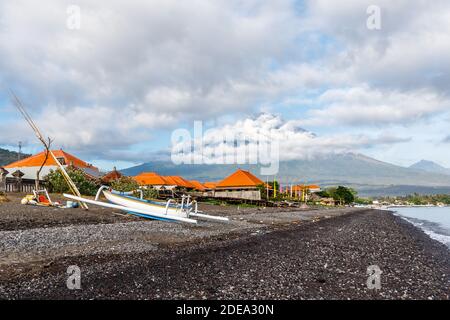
[103,190,188,218]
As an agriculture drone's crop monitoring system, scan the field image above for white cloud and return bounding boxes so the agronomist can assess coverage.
[171,113,410,164]
[1,0,450,164]
[301,86,450,126]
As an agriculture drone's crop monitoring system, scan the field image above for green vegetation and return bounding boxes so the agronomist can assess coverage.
[0,148,31,166]
[201,198,230,206]
[354,197,372,205]
[318,186,356,205]
[44,168,99,196]
[141,188,159,199]
[378,193,450,205]
[110,176,139,192]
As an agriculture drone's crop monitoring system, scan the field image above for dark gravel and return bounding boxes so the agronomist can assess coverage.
[0,194,139,231]
[1,209,448,299]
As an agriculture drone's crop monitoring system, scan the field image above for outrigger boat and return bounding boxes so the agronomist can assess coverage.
[64,186,228,224]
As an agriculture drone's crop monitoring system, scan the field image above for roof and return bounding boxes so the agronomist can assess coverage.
[133,172,170,186]
[203,182,218,189]
[165,176,195,189]
[216,169,264,188]
[291,184,321,192]
[101,168,123,183]
[189,180,206,191]
[4,150,98,171]
[133,172,197,189]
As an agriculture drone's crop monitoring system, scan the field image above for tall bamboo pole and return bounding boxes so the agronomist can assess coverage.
[9,90,88,210]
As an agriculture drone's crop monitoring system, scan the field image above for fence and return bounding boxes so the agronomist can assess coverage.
[4,178,36,193]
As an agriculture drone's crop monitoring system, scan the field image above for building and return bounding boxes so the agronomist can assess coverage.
[189,180,206,191]
[101,167,123,184]
[214,169,264,200]
[133,172,173,190]
[133,172,198,191]
[203,182,218,190]
[3,149,100,181]
[164,176,195,190]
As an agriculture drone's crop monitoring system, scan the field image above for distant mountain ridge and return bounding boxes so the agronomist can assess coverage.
[0,148,31,167]
[121,153,450,196]
[409,160,450,175]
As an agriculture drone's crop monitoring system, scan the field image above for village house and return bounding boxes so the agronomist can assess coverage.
[3,149,101,192]
[4,149,100,181]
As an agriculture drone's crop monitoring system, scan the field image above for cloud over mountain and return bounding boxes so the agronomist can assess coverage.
[0,0,449,166]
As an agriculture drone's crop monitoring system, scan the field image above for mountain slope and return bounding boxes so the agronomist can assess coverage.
[0,148,31,167]
[409,160,450,175]
[121,153,450,191]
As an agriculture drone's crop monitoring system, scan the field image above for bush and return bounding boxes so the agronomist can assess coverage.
[110,176,139,192]
[330,186,355,205]
[44,168,99,196]
[142,188,159,199]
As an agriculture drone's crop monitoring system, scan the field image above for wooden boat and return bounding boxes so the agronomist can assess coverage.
[64,186,228,224]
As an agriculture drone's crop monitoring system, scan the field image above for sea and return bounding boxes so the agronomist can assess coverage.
[393,207,450,249]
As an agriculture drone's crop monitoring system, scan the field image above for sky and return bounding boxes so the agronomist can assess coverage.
[0,0,449,171]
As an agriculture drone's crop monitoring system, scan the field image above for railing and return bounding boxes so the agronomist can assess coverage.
[5,182,35,193]
[3,178,36,193]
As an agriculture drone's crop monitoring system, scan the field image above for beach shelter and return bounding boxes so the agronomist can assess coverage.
[189,180,206,191]
[203,182,218,190]
[215,169,264,190]
[133,172,173,189]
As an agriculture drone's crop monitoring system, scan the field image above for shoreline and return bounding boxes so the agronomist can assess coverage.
[0,203,448,299]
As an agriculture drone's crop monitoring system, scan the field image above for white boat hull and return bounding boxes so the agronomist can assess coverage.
[103,190,186,218]
[103,191,229,222]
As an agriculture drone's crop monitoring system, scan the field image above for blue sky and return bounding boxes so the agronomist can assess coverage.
[1,0,450,171]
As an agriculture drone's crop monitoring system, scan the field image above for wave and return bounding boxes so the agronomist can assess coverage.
[393,213,450,249]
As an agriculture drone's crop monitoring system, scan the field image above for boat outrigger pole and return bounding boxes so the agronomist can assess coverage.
[9,90,89,210]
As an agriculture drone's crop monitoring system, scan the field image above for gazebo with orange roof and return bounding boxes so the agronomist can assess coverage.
[133,172,172,189]
[215,169,264,190]
[189,180,206,191]
[203,182,218,190]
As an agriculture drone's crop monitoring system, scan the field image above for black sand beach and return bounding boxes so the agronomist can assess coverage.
[0,196,448,300]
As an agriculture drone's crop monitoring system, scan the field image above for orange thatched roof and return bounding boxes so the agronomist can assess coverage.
[4,149,97,170]
[133,173,196,189]
[133,172,169,185]
[165,176,195,189]
[203,182,218,189]
[101,168,123,183]
[290,184,321,192]
[189,180,206,191]
[216,169,263,188]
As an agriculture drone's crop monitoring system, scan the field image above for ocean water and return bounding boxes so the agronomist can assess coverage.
[393,207,450,249]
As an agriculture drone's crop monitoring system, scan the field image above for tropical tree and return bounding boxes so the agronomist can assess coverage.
[44,168,99,196]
